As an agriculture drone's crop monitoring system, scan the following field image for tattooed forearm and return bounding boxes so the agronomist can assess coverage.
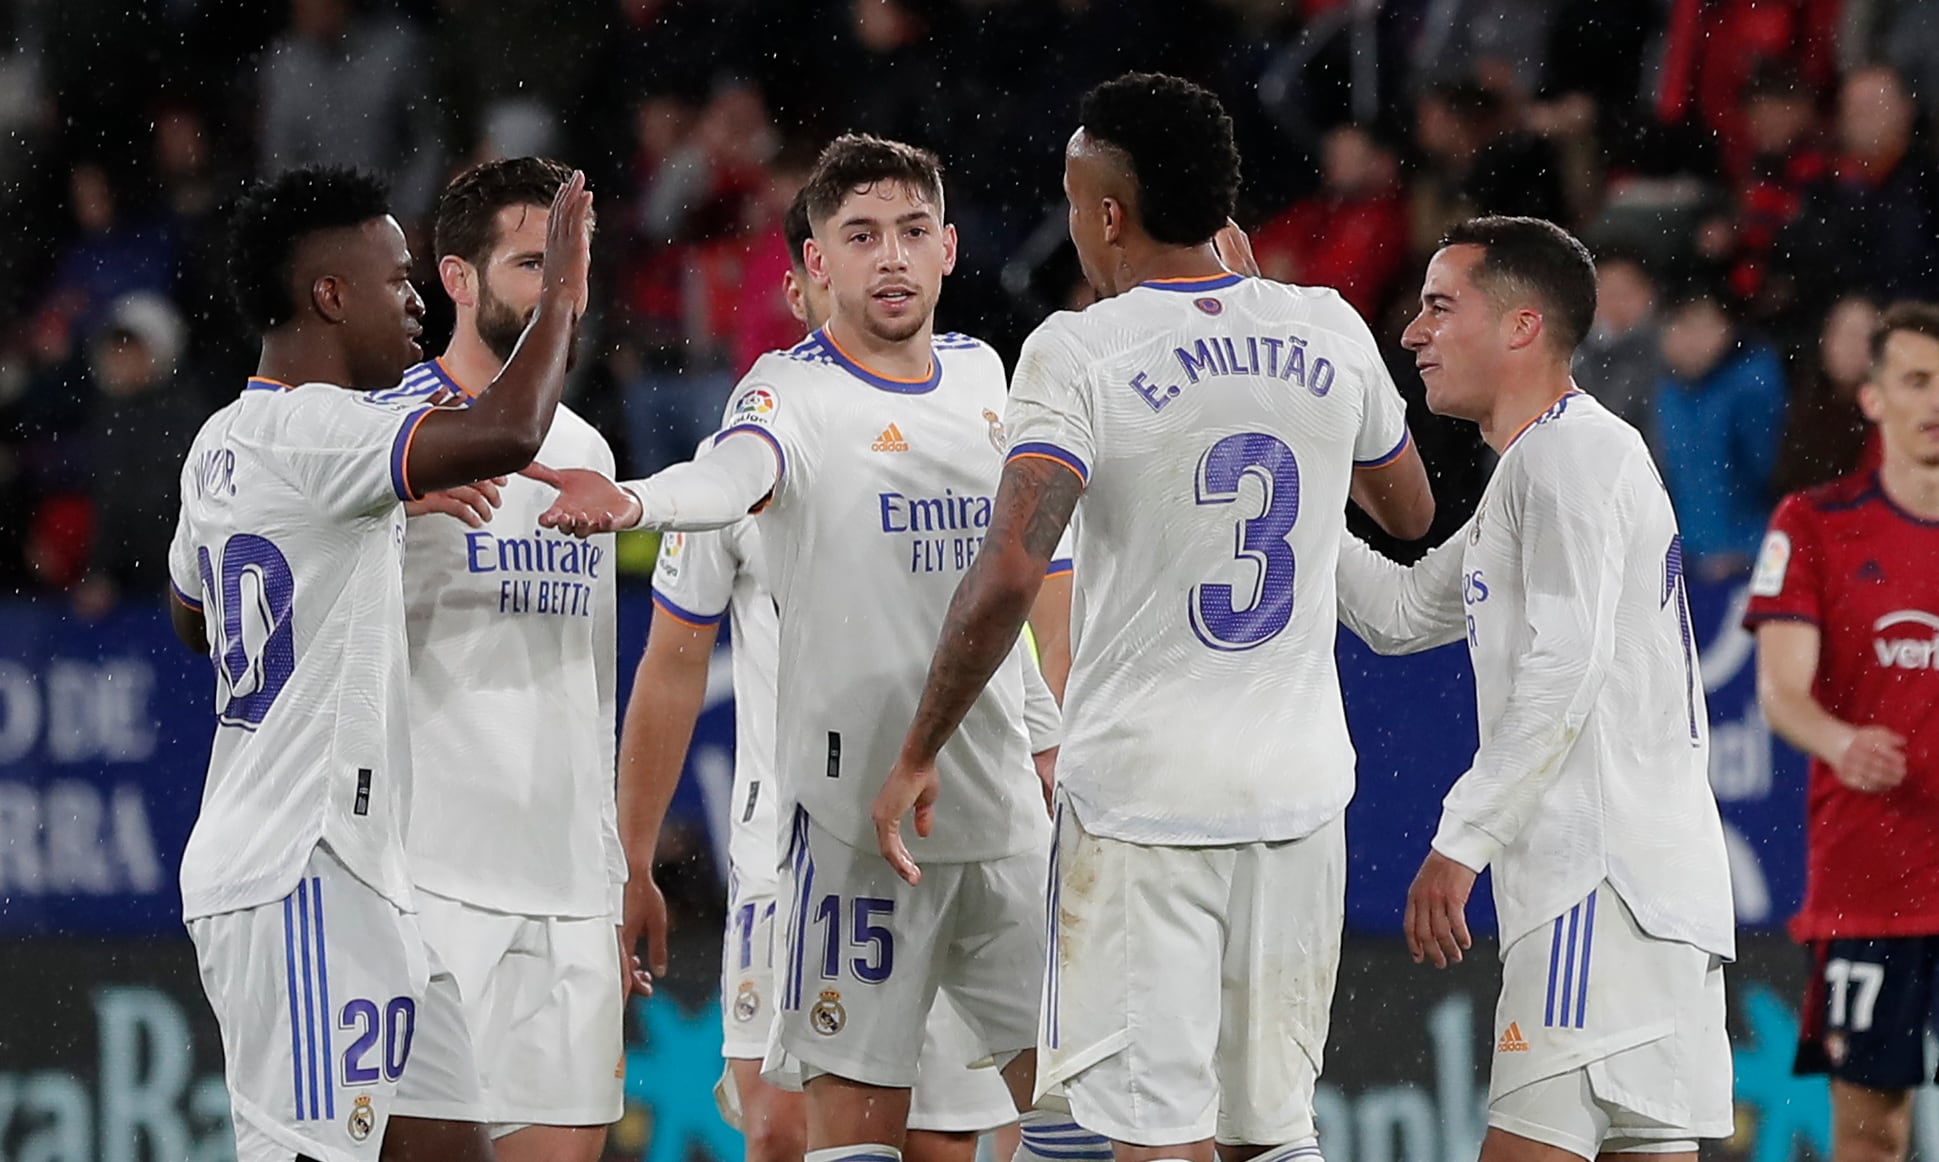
[899,457,1083,764]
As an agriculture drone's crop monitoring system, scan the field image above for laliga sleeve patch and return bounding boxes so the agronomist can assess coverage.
[1750,530,1791,598]
[729,386,778,427]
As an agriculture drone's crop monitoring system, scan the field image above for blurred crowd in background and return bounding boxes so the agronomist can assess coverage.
[1,0,1932,607]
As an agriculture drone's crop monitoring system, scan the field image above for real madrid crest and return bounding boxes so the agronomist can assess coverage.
[811,988,847,1036]
[734,980,761,1023]
[982,408,1006,454]
[347,1095,376,1142]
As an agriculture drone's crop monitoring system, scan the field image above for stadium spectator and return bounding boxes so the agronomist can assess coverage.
[75,294,205,614]
[258,0,443,218]
[1575,250,1666,439]
[1248,123,1409,318]
[1782,64,1939,312]
[1772,293,1883,495]
[1655,282,1788,579]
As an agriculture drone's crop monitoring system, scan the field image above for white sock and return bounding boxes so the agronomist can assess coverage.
[805,1146,901,1162]
[1015,1109,1114,1162]
[1248,1138,1324,1162]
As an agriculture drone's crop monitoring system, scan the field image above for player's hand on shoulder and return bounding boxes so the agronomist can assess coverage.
[405,477,506,528]
[873,756,941,887]
[1213,217,1261,279]
[1404,849,1476,969]
[543,170,593,320]
[525,462,640,537]
[1833,724,1909,793]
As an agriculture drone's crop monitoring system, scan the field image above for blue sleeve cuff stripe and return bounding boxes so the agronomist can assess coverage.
[1008,441,1090,483]
[390,406,435,501]
[1354,428,1411,469]
[1046,558,1074,576]
[715,423,786,483]
[170,580,202,611]
[651,588,727,628]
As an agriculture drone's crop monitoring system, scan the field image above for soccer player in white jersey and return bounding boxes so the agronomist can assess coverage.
[165,164,591,1162]
[529,134,1076,1162]
[1332,216,1736,1162]
[615,189,1086,1162]
[379,158,623,1161]
[871,73,1435,1162]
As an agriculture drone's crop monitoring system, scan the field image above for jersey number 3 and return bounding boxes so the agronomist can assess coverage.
[1191,432,1301,651]
[197,533,296,728]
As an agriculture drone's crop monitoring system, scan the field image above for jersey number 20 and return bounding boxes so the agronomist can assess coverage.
[1191,432,1301,651]
[197,534,296,728]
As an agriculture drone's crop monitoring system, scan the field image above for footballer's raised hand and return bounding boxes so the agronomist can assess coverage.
[524,463,641,537]
[543,170,594,320]
[1214,217,1261,278]
[405,477,506,528]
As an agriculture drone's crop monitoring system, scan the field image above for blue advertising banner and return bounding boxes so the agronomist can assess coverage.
[0,578,1807,938]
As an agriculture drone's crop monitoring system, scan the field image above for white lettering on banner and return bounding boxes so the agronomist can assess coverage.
[0,988,229,1162]
[1311,994,1485,1162]
[0,661,41,764]
[46,659,157,763]
[0,782,164,897]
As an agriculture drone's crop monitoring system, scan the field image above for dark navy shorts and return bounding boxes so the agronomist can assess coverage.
[1795,937,1939,1090]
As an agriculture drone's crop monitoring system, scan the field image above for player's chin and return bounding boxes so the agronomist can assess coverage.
[867,303,929,342]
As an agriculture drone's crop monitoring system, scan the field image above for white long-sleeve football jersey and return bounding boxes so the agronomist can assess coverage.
[387,360,624,920]
[1003,274,1411,846]
[628,329,1047,864]
[168,378,434,920]
[1336,391,1734,957]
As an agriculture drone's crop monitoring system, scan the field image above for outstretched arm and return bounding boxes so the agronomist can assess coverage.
[1335,532,1466,654]
[403,173,593,495]
[872,456,1083,883]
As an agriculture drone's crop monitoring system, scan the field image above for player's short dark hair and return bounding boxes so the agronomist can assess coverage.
[227,166,391,331]
[1078,72,1240,248]
[1869,301,1939,371]
[434,156,575,270]
[801,134,945,228]
[1441,216,1599,353]
[783,187,812,273]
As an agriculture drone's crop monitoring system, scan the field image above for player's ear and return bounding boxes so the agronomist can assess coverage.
[1100,197,1124,246]
[940,222,958,277]
[783,270,808,325]
[1505,307,1543,352]
[1858,379,1885,423]
[311,274,350,325]
[805,237,836,290]
[439,255,475,309]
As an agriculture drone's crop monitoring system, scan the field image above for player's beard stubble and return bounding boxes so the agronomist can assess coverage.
[477,277,579,371]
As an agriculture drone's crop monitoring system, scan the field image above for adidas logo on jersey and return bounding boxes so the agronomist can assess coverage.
[1497,1022,1529,1053]
[872,423,910,452]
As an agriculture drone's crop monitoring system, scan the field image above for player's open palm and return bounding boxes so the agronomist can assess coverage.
[544,170,593,319]
[1834,725,1909,793]
[874,757,940,886]
[524,463,640,537]
[1405,850,1476,969]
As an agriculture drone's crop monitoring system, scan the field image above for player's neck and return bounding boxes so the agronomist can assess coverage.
[437,321,501,397]
[1117,241,1226,293]
[823,314,934,381]
[1480,366,1579,455]
[256,330,351,390]
[1877,452,1939,519]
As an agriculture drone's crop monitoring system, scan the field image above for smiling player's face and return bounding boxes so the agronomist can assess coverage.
[807,180,955,345]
